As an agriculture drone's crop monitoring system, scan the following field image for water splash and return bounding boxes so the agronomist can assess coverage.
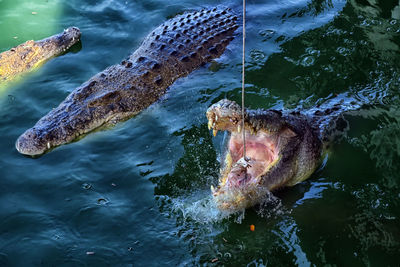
[170,192,240,224]
[168,187,285,225]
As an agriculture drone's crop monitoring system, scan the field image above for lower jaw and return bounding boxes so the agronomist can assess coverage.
[213,178,270,212]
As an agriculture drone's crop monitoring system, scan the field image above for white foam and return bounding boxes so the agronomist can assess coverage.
[170,191,245,224]
[169,188,286,224]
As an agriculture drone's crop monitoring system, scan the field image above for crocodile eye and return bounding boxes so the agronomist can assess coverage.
[208,46,218,54]
[154,76,163,85]
[142,70,149,77]
[151,62,161,70]
[180,56,190,62]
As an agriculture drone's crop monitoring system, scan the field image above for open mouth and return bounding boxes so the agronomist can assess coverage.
[206,99,282,211]
[206,99,322,212]
[219,130,279,188]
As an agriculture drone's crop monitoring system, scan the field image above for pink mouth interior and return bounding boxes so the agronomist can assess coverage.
[225,130,279,187]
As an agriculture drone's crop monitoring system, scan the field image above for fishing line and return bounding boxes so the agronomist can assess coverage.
[241,0,247,162]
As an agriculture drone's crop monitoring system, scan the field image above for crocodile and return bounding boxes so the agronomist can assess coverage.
[16,7,238,156]
[206,96,360,212]
[0,27,81,87]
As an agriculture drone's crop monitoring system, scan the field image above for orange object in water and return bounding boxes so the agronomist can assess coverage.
[250,224,255,231]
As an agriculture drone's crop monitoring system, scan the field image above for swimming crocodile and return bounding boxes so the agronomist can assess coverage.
[0,27,81,87]
[16,7,238,156]
[206,96,361,212]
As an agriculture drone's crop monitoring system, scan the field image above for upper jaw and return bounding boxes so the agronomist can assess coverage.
[206,99,243,135]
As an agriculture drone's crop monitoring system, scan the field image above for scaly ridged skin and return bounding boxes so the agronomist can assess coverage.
[0,27,81,86]
[16,7,238,156]
[207,95,365,211]
[207,99,323,211]
[210,99,323,187]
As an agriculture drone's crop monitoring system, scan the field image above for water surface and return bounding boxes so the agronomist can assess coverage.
[1,0,400,266]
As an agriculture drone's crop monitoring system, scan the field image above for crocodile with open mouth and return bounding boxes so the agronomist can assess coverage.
[0,27,81,87]
[16,7,238,156]
[206,97,359,212]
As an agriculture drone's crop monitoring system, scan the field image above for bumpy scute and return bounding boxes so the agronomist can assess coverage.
[207,95,364,212]
[207,99,324,212]
[16,8,238,155]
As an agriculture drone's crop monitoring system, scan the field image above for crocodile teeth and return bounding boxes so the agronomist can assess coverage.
[213,129,218,136]
[237,124,241,133]
[208,119,213,130]
[215,115,218,121]
[211,185,215,194]
[47,142,50,149]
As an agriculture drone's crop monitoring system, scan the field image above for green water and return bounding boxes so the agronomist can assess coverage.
[1,0,400,266]
[0,0,62,49]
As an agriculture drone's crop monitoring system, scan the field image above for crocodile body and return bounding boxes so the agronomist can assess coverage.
[0,27,81,86]
[16,7,238,156]
[207,96,361,212]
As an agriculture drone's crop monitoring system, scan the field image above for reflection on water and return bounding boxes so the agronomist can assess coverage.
[0,0,400,265]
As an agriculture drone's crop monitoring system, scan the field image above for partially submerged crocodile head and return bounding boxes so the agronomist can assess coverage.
[0,27,81,85]
[34,27,81,56]
[206,99,322,212]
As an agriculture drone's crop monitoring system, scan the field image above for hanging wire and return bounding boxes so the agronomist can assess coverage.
[241,0,247,161]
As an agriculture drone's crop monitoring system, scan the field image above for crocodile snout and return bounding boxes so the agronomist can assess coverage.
[15,128,48,156]
[63,27,81,41]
